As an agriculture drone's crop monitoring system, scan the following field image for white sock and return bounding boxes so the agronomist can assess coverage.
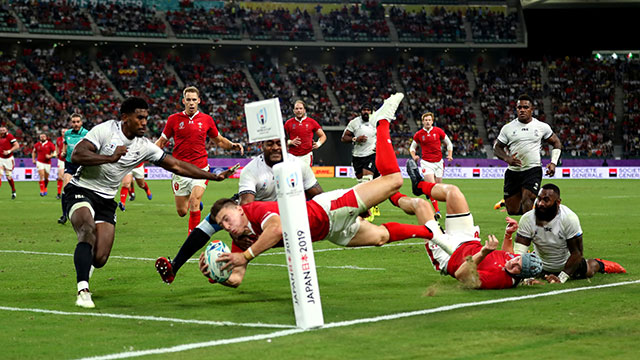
[89,265,95,279]
[425,220,454,254]
[77,281,89,292]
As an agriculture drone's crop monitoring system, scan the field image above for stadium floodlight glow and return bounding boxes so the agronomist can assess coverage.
[595,53,602,60]
[612,53,618,59]
[628,53,634,59]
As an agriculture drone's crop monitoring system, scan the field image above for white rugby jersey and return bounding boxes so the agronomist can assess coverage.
[497,118,553,171]
[71,120,165,198]
[238,154,318,201]
[344,116,377,158]
[517,204,583,272]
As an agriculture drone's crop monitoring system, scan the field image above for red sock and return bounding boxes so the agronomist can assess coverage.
[431,199,439,212]
[189,210,201,234]
[418,181,437,197]
[389,192,407,207]
[382,222,433,242]
[374,120,400,176]
[57,179,63,195]
[119,187,128,204]
[8,179,15,192]
[39,180,45,193]
[140,182,151,195]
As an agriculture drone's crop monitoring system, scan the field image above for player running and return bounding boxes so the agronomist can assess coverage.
[32,133,57,196]
[59,114,89,224]
[66,97,238,308]
[0,126,20,199]
[55,128,67,199]
[117,163,152,211]
[156,86,243,234]
[407,112,453,219]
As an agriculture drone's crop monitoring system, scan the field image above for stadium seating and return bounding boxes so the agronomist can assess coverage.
[167,2,241,40]
[89,3,166,37]
[0,51,67,157]
[548,57,616,158]
[12,0,92,35]
[622,60,640,158]
[0,4,18,32]
[466,7,519,43]
[389,6,466,43]
[284,62,340,126]
[399,57,482,157]
[318,2,389,42]
[170,54,260,156]
[242,7,315,41]
[248,56,294,112]
[22,48,120,128]
[475,58,544,145]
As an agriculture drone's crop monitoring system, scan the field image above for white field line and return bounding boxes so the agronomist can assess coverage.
[0,250,385,271]
[76,279,640,360]
[0,306,294,329]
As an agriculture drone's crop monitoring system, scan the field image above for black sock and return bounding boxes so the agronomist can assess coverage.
[172,228,210,274]
[74,242,93,283]
[595,259,605,273]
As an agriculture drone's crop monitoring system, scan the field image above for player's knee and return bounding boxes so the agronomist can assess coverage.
[177,208,188,217]
[388,173,403,192]
[76,223,97,245]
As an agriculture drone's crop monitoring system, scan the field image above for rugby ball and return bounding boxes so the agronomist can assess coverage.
[204,240,232,283]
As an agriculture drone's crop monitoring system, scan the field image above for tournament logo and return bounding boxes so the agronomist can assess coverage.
[609,168,617,178]
[562,168,571,178]
[257,108,267,125]
[287,172,298,188]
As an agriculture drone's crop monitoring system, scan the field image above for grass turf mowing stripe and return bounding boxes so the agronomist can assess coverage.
[0,306,296,329]
[75,279,640,360]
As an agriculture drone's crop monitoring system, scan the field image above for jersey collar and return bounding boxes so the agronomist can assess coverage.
[183,110,200,120]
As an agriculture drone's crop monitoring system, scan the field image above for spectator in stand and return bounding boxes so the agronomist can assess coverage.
[242,7,314,41]
[467,7,519,42]
[319,2,389,41]
[389,6,465,43]
[167,2,241,38]
[13,0,91,32]
[89,3,166,36]
[284,100,327,166]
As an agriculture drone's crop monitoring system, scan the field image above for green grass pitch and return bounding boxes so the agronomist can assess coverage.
[1,178,639,359]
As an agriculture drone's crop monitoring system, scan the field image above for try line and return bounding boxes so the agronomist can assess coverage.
[76,279,640,360]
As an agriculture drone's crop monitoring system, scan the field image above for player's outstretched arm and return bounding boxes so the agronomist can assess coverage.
[212,134,244,155]
[454,235,499,288]
[159,155,237,181]
[71,139,127,165]
[217,215,283,271]
[501,217,519,253]
[545,133,562,177]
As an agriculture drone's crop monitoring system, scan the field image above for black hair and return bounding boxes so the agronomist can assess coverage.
[541,183,560,197]
[517,94,534,103]
[120,97,149,115]
[210,198,238,223]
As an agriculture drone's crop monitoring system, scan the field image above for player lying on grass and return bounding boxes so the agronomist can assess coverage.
[198,93,437,287]
[407,165,543,289]
[511,183,626,284]
[155,138,323,284]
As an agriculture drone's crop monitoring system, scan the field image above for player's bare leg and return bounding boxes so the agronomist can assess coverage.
[69,206,99,308]
[92,222,116,268]
[59,173,73,223]
[118,173,133,211]
[38,169,48,196]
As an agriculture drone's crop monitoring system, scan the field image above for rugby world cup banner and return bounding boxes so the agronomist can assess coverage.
[6,166,640,181]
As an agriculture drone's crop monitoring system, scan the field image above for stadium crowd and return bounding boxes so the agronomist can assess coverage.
[1,45,638,160]
[548,57,616,158]
[243,6,314,41]
[12,0,92,33]
[166,2,241,38]
[318,2,389,42]
[389,6,466,43]
[89,3,166,37]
